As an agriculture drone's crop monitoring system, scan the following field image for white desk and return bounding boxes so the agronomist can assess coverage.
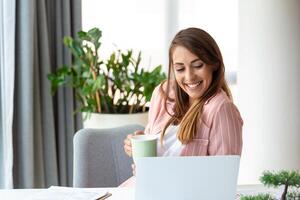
[0,185,280,200]
[0,187,134,200]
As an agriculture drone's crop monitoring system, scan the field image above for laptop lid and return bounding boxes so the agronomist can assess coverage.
[135,155,240,200]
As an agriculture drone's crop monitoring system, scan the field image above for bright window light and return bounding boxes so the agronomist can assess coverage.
[82,0,238,98]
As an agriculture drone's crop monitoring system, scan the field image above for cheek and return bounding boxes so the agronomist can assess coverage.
[174,73,182,82]
[205,73,212,82]
[203,70,213,83]
[174,75,185,89]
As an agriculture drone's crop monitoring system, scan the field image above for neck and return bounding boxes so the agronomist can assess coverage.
[189,98,194,107]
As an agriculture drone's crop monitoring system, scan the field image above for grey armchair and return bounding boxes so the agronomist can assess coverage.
[73,124,144,187]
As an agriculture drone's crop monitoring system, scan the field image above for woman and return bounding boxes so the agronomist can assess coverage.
[122,27,243,186]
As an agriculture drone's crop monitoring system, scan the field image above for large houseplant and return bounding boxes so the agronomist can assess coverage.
[48,28,166,127]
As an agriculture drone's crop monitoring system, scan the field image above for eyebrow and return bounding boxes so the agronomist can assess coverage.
[173,58,202,65]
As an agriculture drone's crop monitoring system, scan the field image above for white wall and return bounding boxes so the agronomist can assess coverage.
[238,0,300,184]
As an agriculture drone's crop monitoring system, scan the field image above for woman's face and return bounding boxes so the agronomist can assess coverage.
[172,45,214,104]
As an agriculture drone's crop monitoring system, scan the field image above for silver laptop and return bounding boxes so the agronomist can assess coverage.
[135,155,240,200]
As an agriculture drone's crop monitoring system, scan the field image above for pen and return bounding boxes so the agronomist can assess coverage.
[97,192,112,200]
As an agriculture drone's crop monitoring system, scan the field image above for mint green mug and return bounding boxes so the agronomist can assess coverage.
[131,134,158,160]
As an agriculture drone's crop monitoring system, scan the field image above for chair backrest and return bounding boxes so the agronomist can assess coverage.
[73,124,144,187]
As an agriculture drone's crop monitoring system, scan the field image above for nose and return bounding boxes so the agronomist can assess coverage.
[185,68,195,81]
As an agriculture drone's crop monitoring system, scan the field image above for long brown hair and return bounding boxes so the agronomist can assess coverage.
[160,27,232,144]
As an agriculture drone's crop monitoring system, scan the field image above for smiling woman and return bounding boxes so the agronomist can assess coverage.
[159,27,240,146]
[121,27,243,187]
[172,46,214,104]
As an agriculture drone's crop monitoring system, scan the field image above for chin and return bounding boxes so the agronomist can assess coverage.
[186,93,201,100]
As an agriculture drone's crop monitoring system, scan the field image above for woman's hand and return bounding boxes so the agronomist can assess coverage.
[123,130,144,157]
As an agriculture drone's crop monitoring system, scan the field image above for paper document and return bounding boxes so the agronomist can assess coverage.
[25,186,111,200]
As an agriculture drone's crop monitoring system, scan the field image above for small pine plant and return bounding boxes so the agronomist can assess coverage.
[260,170,300,200]
[240,170,300,200]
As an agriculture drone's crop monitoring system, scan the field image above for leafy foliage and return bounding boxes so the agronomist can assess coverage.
[260,170,300,188]
[48,28,166,114]
[242,170,300,200]
[260,170,300,200]
[240,193,274,200]
[239,191,300,200]
[287,190,300,200]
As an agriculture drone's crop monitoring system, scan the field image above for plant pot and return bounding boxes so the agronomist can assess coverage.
[82,112,148,129]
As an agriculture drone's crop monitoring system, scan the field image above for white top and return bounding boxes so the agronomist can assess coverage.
[157,125,184,156]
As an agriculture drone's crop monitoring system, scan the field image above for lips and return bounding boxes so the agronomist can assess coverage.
[185,81,203,89]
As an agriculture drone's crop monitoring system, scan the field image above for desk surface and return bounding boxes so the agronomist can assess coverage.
[0,187,134,200]
[0,185,280,200]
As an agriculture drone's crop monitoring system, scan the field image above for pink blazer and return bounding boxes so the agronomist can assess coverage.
[119,83,243,187]
[145,83,243,156]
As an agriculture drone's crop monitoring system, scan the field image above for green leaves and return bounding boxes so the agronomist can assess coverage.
[241,170,300,200]
[47,27,166,114]
[260,170,300,188]
[240,194,274,200]
[77,28,102,50]
[63,37,84,58]
[47,65,70,95]
[142,65,166,101]
[287,190,300,199]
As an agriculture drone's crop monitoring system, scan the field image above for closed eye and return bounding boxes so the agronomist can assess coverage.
[175,68,184,72]
[193,63,203,68]
[173,64,185,72]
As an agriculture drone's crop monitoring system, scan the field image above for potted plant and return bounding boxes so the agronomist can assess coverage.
[47,28,166,128]
[240,170,300,200]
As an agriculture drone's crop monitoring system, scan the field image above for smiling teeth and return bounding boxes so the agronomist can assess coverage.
[186,81,201,88]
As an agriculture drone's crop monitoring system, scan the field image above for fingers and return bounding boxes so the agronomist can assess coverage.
[124,143,132,157]
[134,130,144,135]
[124,134,133,157]
[123,130,145,157]
[124,134,133,146]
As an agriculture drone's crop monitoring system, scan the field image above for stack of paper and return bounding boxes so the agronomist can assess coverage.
[25,186,111,200]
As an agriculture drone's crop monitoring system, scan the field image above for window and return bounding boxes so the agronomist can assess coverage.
[177,0,238,99]
[82,0,166,72]
[82,0,238,98]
